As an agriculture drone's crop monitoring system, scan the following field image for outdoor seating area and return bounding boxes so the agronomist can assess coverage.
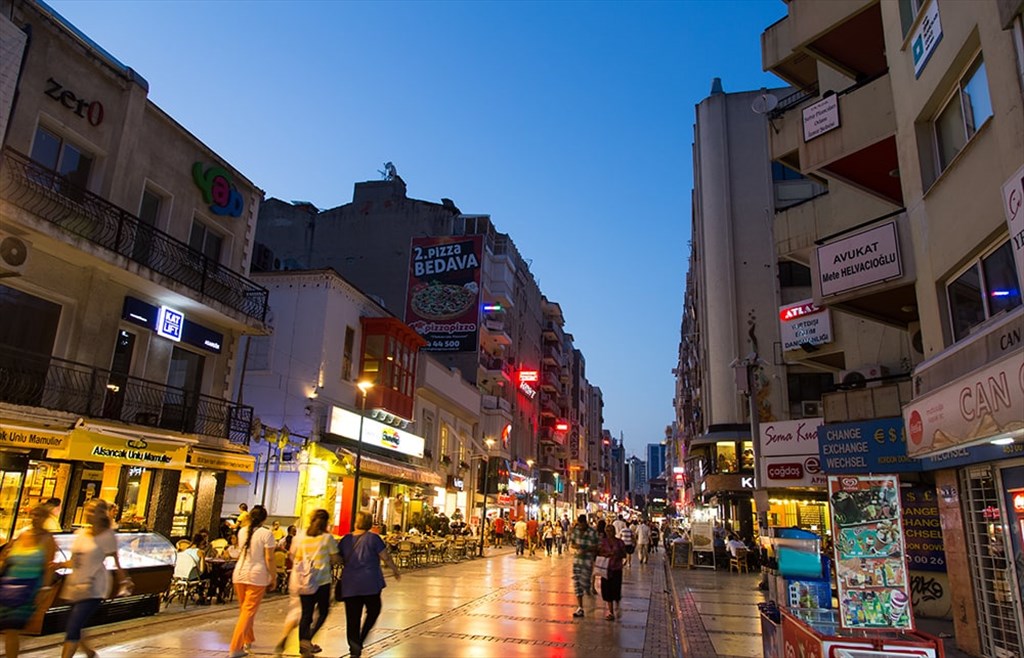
[385,534,480,568]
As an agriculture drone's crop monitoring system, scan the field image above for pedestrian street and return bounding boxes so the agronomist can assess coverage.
[19,547,676,658]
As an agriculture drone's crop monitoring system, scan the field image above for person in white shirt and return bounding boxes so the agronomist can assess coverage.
[635,521,652,564]
[725,534,748,558]
[227,505,276,658]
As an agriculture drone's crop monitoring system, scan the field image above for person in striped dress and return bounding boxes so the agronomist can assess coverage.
[569,514,600,618]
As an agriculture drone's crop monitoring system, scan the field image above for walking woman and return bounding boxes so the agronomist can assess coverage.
[568,514,600,618]
[0,504,57,657]
[277,509,339,658]
[228,505,275,658]
[60,499,128,658]
[337,511,400,658]
[597,523,627,620]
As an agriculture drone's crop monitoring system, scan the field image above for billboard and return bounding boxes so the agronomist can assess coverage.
[759,418,826,488]
[405,235,483,352]
[829,474,914,631]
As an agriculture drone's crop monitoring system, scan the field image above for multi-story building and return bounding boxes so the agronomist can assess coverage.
[254,173,606,520]
[761,1,1024,655]
[0,0,266,542]
[646,441,666,482]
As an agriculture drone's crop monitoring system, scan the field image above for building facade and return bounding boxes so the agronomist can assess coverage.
[0,0,264,541]
[761,1,1024,655]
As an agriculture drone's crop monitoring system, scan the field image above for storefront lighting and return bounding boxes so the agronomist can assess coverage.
[349,380,374,532]
[483,303,502,312]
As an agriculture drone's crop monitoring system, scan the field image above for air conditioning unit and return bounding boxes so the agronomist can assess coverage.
[839,365,889,389]
[0,232,30,277]
[801,400,822,418]
[908,321,924,365]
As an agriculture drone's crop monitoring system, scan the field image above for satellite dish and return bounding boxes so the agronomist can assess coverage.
[751,92,779,115]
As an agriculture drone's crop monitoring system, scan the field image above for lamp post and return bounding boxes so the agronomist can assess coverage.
[478,437,495,557]
[526,459,536,518]
[348,381,373,532]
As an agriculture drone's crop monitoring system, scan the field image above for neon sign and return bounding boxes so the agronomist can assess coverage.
[518,370,539,383]
[555,421,569,432]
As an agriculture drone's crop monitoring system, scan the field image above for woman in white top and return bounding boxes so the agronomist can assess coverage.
[60,499,128,658]
[228,505,275,658]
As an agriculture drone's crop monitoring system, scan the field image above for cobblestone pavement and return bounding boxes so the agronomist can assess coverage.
[20,546,679,658]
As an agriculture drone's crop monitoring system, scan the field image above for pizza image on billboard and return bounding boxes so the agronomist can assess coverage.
[410,281,478,320]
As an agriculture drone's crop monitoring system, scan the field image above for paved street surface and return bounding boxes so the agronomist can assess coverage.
[19,547,676,658]
[666,562,766,658]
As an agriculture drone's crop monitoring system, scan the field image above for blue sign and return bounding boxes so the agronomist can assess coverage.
[157,306,184,342]
[901,484,946,573]
[919,441,1023,470]
[818,418,922,474]
[121,297,223,354]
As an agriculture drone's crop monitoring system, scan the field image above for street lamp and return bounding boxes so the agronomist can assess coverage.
[348,380,373,532]
[526,459,536,518]
[478,437,495,557]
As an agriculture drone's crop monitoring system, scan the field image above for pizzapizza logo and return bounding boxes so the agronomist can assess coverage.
[767,463,803,479]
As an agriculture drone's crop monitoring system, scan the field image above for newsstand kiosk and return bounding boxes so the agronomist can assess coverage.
[761,475,946,658]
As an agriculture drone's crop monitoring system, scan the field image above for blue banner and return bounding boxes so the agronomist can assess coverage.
[900,484,946,572]
[818,418,922,474]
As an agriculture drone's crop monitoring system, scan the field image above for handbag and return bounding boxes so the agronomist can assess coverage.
[594,555,611,580]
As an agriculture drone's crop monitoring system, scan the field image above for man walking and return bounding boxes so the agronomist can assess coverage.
[513,517,527,556]
[636,520,652,564]
[569,514,600,618]
[526,516,539,557]
[619,519,635,567]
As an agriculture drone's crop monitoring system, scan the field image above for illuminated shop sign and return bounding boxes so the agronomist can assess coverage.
[122,297,223,354]
[518,370,539,382]
[555,421,569,432]
[328,407,425,458]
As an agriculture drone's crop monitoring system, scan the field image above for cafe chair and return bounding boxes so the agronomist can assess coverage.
[729,547,750,573]
[165,551,206,608]
[210,538,228,552]
[274,551,290,590]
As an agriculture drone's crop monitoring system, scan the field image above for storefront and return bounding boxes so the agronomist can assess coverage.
[0,421,73,543]
[179,447,255,539]
[904,345,1024,658]
[44,422,193,533]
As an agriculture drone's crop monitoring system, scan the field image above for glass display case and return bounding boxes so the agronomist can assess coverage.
[34,531,175,635]
[780,608,944,658]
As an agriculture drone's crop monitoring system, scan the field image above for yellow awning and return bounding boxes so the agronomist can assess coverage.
[189,447,255,473]
[226,471,251,487]
[0,420,72,450]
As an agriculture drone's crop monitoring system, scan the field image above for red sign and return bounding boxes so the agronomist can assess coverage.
[519,370,539,383]
[767,463,804,480]
[555,421,569,432]
[779,300,824,322]
[1013,490,1024,513]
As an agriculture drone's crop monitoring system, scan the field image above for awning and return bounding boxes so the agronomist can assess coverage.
[46,420,196,470]
[226,471,251,487]
[0,420,72,451]
[689,428,751,447]
[189,447,255,473]
[338,450,444,487]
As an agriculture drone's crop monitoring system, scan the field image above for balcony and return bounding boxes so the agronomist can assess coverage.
[541,345,561,366]
[479,352,505,376]
[763,1,884,86]
[542,320,563,343]
[540,371,560,394]
[539,393,559,418]
[0,148,269,322]
[0,345,252,444]
[480,316,511,348]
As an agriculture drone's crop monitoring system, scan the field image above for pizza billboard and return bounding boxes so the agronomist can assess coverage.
[405,235,482,352]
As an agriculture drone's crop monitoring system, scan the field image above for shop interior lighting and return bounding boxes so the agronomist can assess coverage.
[991,436,1015,445]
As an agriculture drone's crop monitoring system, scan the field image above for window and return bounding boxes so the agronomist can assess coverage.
[440,424,449,460]
[134,189,164,264]
[341,326,355,381]
[715,442,738,474]
[1013,16,1024,100]
[898,0,925,38]
[189,219,223,263]
[778,261,812,288]
[934,57,993,173]
[29,126,93,189]
[947,240,1022,342]
[788,373,835,416]
[771,162,804,182]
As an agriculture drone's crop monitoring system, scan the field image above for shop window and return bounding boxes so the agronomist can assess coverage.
[13,460,70,532]
[934,56,993,174]
[946,240,1022,342]
[173,469,198,539]
[740,441,755,471]
[29,125,93,190]
[715,442,738,474]
[119,466,153,529]
[341,326,355,381]
[0,468,23,542]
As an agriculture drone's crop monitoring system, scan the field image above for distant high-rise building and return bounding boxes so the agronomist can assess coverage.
[646,443,666,481]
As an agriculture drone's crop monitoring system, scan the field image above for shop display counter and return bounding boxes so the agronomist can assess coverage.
[781,608,945,658]
[32,531,175,635]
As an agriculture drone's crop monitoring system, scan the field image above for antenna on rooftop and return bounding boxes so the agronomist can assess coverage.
[378,162,397,181]
[751,89,781,134]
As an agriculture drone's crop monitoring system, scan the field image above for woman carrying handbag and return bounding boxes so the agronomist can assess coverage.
[59,499,130,658]
[0,504,58,658]
[596,523,627,621]
[335,512,400,658]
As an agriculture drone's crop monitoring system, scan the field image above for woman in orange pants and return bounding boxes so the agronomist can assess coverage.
[228,505,276,658]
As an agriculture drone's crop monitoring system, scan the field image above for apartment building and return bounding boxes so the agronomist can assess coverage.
[0,0,266,542]
[762,1,1024,655]
[254,174,603,520]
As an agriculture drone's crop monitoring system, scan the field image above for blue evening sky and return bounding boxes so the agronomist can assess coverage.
[46,0,786,459]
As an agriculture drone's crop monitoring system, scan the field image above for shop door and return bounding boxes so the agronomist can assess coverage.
[962,465,1024,658]
[102,330,136,423]
[0,470,25,543]
[162,347,204,433]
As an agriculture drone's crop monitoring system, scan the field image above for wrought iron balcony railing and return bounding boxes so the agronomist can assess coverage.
[0,148,268,322]
[0,345,252,445]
